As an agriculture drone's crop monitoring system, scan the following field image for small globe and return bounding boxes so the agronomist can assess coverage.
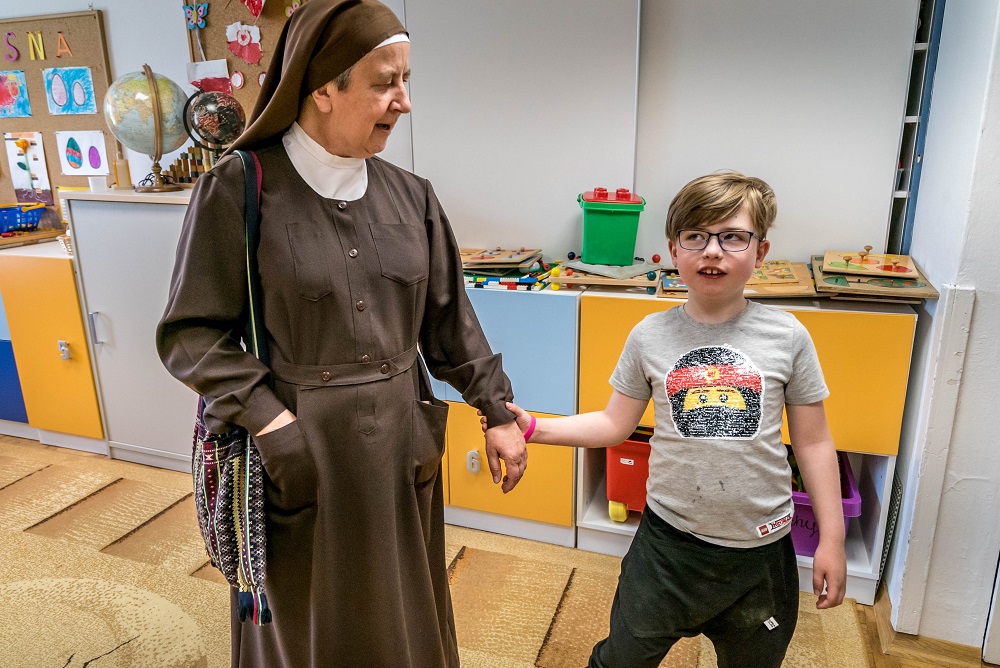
[104,70,188,158]
[184,91,246,149]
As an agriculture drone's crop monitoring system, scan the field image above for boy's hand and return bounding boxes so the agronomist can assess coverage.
[478,401,533,436]
[811,540,847,609]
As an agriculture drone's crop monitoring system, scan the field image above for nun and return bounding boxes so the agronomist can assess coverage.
[157,1,527,665]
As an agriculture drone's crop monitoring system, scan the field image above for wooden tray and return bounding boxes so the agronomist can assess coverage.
[822,249,918,278]
[657,261,817,298]
[812,255,938,301]
[0,228,65,249]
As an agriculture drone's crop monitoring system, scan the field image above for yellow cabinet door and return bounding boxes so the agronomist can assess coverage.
[445,402,574,527]
[785,310,915,455]
[579,295,683,425]
[0,255,104,438]
[580,294,915,456]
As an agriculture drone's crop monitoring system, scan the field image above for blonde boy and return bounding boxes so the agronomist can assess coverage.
[495,172,846,667]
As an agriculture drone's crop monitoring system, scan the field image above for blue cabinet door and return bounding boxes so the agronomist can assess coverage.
[0,339,28,423]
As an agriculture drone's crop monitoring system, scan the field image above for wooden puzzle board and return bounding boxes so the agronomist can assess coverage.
[822,249,918,278]
[549,267,660,290]
[812,255,938,300]
[460,248,541,273]
[657,262,816,299]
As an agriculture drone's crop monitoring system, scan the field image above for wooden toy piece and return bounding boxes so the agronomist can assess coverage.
[551,266,561,277]
[843,255,852,265]
[652,253,661,263]
[565,268,573,276]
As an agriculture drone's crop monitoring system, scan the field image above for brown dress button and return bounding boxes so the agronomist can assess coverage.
[380,364,390,374]
[321,371,331,381]
[348,248,359,258]
[361,354,371,363]
[356,300,366,311]
[337,201,347,210]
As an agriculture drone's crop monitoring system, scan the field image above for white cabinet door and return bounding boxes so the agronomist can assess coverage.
[70,198,196,471]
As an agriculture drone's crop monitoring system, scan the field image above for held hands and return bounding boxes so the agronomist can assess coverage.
[478,401,533,438]
[477,401,530,494]
[811,539,847,609]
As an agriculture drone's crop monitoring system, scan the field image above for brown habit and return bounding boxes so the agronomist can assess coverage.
[158,146,514,666]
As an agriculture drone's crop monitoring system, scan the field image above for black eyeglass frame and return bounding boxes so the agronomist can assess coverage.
[675,229,762,252]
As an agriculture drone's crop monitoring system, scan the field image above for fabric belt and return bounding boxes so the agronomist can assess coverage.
[270,345,419,387]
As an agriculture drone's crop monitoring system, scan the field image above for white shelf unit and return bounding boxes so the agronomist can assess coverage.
[576,445,896,606]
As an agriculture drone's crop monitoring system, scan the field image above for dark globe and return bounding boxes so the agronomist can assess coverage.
[184,91,246,149]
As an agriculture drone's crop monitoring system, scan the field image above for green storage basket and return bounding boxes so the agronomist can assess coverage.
[578,188,645,266]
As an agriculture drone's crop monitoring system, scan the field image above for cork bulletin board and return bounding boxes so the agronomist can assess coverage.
[185,0,294,122]
[0,11,115,225]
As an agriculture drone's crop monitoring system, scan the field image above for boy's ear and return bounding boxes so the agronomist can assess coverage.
[668,239,678,265]
[755,238,771,268]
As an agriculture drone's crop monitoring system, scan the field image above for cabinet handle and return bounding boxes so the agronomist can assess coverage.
[88,311,104,344]
[57,340,70,360]
[466,450,481,474]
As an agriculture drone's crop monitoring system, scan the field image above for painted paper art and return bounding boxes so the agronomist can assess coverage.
[0,70,31,118]
[183,3,209,29]
[226,22,263,65]
[4,132,54,205]
[242,0,265,19]
[55,130,110,176]
[43,67,98,115]
[188,59,232,94]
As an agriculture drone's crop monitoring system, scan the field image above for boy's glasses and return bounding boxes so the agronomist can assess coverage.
[677,229,759,252]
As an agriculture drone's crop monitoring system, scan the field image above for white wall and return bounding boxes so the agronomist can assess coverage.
[884,0,1000,647]
[634,0,918,263]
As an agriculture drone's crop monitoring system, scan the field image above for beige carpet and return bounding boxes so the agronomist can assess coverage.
[0,435,868,667]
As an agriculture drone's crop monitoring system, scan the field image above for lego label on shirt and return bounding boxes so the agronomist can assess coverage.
[756,511,792,537]
[764,616,779,631]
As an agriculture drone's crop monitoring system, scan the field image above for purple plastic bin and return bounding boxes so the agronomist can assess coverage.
[790,454,861,557]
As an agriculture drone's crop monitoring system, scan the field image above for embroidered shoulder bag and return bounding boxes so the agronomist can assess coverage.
[191,150,272,625]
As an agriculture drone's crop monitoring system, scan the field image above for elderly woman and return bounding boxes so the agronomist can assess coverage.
[156,1,527,665]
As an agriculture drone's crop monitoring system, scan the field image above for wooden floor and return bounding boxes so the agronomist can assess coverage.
[856,603,991,668]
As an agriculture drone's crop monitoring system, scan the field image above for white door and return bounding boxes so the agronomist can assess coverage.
[70,198,197,471]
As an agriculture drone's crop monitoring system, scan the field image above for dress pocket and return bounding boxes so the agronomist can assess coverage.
[372,224,429,286]
[253,420,319,511]
[411,399,449,485]
[287,223,335,301]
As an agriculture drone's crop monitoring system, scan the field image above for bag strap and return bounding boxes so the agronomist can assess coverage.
[234,150,270,368]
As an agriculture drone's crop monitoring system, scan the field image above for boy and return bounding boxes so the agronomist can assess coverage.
[492,172,846,667]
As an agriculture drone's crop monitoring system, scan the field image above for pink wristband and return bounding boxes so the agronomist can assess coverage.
[523,414,536,442]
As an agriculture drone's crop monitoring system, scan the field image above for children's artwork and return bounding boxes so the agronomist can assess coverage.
[4,132,54,205]
[183,3,209,29]
[242,0,266,18]
[0,70,31,118]
[188,59,233,94]
[285,1,302,17]
[54,131,110,176]
[42,67,98,115]
[227,22,263,65]
[821,248,918,278]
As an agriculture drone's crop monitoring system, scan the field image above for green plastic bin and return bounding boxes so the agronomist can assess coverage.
[578,187,645,266]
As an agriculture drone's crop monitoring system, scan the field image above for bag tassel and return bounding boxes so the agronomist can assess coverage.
[237,589,271,625]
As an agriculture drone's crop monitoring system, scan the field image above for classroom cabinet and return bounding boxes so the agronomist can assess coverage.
[66,191,197,472]
[0,244,103,439]
[439,286,580,547]
[575,289,916,605]
[0,291,28,424]
[445,402,574,528]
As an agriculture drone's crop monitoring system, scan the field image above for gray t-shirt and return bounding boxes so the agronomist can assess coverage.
[610,301,829,547]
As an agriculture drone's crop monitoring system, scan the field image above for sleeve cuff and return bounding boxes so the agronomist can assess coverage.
[480,399,515,429]
[236,385,288,436]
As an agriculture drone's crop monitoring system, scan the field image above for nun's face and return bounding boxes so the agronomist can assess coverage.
[313,42,411,158]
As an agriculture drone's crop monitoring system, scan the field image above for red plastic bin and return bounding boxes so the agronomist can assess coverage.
[606,430,651,521]
[790,453,861,557]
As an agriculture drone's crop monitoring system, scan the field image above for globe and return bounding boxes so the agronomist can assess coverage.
[184,90,246,149]
[103,69,188,159]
